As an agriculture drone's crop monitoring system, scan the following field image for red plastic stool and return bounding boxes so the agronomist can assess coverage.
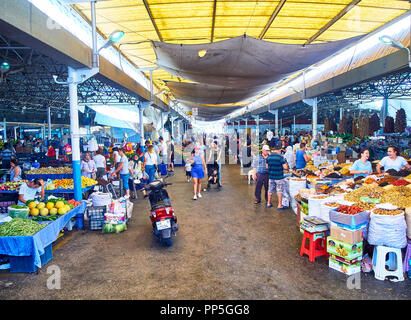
[300,230,329,262]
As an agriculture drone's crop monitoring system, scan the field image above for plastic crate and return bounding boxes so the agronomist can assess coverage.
[329,208,369,229]
[87,206,106,220]
[88,218,105,231]
[9,243,53,273]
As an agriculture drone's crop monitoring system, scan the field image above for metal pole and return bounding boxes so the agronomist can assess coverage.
[91,1,98,69]
[275,110,279,137]
[293,115,296,134]
[150,70,153,102]
[68,66,82,201]
[139,102,144,145]
[14,127,17,140]
[47,106,52,140]
[2,118,6,143]
[339,107,343,121]
[256,116,259,142]
[280,118,282,135]
[312,98,318,142]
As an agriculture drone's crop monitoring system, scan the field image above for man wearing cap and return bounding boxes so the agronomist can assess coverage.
[251,144,270,204]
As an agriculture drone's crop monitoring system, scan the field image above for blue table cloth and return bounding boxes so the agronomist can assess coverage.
[0,186,95,194]
[0,202,87,268]
[26,173,73,180]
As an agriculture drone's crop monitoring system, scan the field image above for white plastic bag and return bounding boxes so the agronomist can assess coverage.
[368,211,407,248]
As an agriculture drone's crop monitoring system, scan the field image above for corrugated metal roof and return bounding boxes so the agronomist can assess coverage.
[73,0,410,117]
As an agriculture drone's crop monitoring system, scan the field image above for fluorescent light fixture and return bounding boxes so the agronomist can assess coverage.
[379,34,411,68]
[0,61,10,72]
[98,30,124,52]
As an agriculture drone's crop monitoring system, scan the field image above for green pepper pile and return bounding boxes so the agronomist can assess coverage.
[0,218,46,236]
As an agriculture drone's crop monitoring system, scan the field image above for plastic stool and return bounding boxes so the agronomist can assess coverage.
[300,230,329,262]
[403,241,411,274]
[372,245,404,282]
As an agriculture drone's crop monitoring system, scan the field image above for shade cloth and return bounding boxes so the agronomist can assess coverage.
[0,202,87,269]
[152,34,363,112]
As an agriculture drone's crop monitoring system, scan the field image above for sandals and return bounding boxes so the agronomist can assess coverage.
[254,200,261,204]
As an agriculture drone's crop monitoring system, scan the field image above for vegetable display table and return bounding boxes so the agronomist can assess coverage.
[0,202,87,273]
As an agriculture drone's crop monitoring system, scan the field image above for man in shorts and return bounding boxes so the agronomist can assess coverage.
[266,145,289,209]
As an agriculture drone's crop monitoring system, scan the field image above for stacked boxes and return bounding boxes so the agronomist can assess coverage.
[86,206,107,231]
[327,226,364,275]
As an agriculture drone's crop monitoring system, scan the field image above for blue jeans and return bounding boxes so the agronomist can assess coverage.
[145,165,156,183]
[120,174,130,191]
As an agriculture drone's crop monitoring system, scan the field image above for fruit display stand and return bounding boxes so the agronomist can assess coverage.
[26,173,73,180]
[0,201,87,273]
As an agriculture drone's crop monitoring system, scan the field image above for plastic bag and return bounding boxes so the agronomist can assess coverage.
[361,254,372,273]
[367,211,407,248]
[102,222,127,234]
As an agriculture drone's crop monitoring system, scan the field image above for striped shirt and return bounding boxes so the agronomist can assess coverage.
[266,153,286,180]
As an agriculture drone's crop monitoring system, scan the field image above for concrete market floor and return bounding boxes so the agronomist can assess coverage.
[0,165,410,300]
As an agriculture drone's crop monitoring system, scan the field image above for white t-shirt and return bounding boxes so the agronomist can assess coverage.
[18,183,41,204]
[145,151,157,166]
[185,161,192,172]
[378,156,407,172]
[160,141,168,156]
[113,151,120,163]
[93,154,106,168]
[119,155,129,175]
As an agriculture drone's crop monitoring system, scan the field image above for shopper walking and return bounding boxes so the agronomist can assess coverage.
[266,145,289,209]
[191,147,207,200]
[251,144,270,204]
[144,145,158,183]
[168,136,175,173]
[93,148,106,179]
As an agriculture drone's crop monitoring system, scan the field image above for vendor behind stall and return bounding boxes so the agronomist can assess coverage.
[18,178,45,206]
[295,142,311,169]
[376,146,410,174]
[350,148,372,179]
[9,159,22,182]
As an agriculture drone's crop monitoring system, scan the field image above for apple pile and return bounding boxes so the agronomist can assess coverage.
[0,181,26,191]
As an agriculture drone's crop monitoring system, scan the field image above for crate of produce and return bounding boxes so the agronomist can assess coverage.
[329,257,361,276]
[329,206,370,229]
[8,243,53,273]
[7,205,29,219]
[327,237,363,260]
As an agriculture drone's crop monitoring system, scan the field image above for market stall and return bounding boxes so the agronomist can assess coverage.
[0,201,87,273]
[294,160,411,280]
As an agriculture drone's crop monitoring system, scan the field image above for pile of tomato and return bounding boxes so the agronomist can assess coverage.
[337,205,363,215]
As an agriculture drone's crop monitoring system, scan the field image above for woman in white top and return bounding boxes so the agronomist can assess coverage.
[81,152,97,179]
[144,145,158,183]
[93,148,106,179]
[376,146,410,174]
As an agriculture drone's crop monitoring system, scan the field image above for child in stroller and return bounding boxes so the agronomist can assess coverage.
[206,163,221,190]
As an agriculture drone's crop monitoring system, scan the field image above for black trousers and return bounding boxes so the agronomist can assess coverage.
[254,173,269,202]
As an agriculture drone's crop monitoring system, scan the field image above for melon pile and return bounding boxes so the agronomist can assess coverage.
[28,200,72,217]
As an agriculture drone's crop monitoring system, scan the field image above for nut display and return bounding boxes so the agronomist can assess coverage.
[324,202,340,208]
[354,202,376,211]
[344,185,384,202]
[26,167,72,175]
[373,208,403,216]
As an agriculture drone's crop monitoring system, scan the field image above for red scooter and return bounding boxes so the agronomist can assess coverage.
[143,179,178,247]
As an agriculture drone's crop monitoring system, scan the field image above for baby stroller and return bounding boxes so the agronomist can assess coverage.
[206,163,221,191]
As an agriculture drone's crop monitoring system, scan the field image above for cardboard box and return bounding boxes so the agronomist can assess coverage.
[329,257,361,275]
[337,152,346,164]
[330,225,363,244]
[326,237,363,260]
